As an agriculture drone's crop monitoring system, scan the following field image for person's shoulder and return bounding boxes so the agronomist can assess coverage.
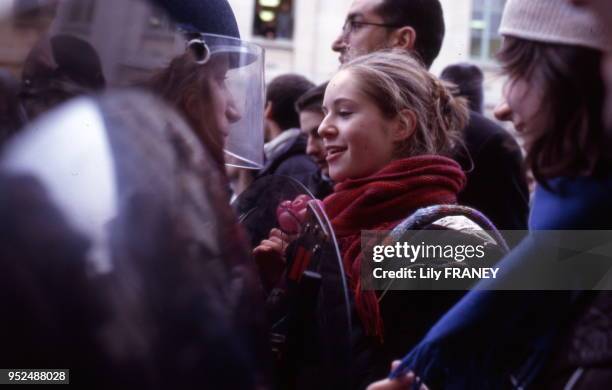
[278,152,316,167]
[465,111,509,138]
[271,134,317,174]
[286,131,308,153]
[275,132,310,163]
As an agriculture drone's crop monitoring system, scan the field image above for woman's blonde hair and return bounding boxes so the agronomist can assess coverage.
[341,49,468,158]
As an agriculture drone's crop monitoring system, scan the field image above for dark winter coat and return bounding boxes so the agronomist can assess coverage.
[535,291,612,389]
[257,132,320,195]
[455,111,530,231]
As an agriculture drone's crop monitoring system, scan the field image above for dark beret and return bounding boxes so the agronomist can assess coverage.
[151,0,240,39]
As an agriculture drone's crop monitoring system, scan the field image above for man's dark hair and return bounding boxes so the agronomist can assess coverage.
[295,81,328,114]
[440,62,484,113]
[375,0,445,68]
[266,74,314,130]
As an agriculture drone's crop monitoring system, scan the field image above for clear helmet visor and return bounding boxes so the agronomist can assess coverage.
[0,0,264,169]
[181,33,265,169]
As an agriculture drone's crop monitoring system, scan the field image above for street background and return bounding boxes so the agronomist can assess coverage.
[233,0,506,118]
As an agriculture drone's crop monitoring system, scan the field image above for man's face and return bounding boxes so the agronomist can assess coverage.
[331,0,393,64]
[299,110,328,175]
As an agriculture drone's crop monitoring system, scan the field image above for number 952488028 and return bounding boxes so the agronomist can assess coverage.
[2,369,69,384]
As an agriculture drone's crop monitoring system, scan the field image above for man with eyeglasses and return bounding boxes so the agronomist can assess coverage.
[332,0,442,67]
[331,0,530,234]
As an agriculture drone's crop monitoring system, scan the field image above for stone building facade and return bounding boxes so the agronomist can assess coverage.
[232,0,507,114]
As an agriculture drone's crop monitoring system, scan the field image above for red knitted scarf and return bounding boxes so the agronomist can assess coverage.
[323,155,466,340]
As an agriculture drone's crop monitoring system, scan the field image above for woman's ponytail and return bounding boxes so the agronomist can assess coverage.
[430,78,469,154]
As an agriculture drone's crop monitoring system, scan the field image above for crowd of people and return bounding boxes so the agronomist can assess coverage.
[0,0,611,388]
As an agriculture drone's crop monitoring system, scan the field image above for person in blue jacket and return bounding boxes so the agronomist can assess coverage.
[368,0,612,388]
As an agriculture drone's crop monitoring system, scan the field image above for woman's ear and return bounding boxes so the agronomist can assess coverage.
[390,26,416,51]
[393,109,417,142]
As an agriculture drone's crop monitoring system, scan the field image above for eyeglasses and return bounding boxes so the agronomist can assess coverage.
[341,18,402,36]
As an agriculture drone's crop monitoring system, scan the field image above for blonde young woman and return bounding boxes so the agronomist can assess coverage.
[317,49,468,341]
[255,50,506,386]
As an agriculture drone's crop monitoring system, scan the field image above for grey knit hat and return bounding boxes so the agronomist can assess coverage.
[499,0,612,52]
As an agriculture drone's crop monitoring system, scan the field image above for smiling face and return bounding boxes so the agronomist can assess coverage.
[331,0,393,64]
[494,74,546,145]
[318,70,400,182]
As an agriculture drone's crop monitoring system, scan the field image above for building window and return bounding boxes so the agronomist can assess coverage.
[470,0,505,61]
[253,0,294,40]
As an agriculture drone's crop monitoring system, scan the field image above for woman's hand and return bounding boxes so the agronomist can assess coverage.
[253,228,293,289]
[366,361,427,390]
[254,194,315,289]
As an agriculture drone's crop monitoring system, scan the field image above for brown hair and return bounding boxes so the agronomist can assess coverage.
[266,73,314,130]
[147,51,225,168]
[341,49,468,158]
[295,81,328,114]
[497,37,611,183]
[374,0,445,69]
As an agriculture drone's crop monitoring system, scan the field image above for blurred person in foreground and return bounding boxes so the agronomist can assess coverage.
[331,0,529,231]
[368,0,612,388]
[0,0,269,387]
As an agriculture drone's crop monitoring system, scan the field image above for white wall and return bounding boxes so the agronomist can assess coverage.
[229,0,255,39]
[292,0,351,83]
[228,0,350,83]
[432,0,473,75]
[229,0,506,114]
